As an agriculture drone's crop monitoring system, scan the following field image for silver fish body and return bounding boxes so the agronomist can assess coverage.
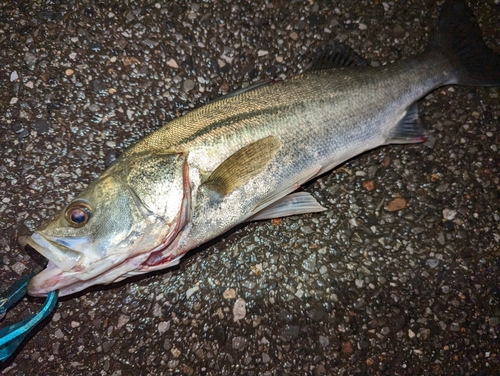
[142,53,448,259]
[25,0,500,296]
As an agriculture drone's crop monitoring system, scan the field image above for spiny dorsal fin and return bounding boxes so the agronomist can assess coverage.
[204,136,282,197]
[210,81,272,104]
[385,103,429,145]
[306,43,369,72]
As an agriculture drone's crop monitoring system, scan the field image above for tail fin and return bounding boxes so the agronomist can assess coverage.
[430,0,500,86]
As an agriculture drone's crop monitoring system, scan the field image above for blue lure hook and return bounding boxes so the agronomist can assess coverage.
[0,274,58,361]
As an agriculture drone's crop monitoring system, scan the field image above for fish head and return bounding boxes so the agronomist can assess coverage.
[26,152,190,297]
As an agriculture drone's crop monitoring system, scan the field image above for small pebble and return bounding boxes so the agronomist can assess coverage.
[117,314,130,329]
[11,262,27,274]
[54,329,64,339]
[427,259,439,268]
[442,208,457,220]
[232,336,247,350]
[233,298,246,322]
[171,347,181,358]
[167,59,179,68]
[223,288,236,299]
[319,335,329,347]
[183,79,196,92]
[341,341,353,354]
[158,321,170,334]
[186,285,199,299]
[385,198,407,211]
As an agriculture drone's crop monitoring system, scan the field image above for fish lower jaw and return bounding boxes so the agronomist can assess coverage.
[27,261,62,297]
[28,233,187,297]
[27,252,150,297]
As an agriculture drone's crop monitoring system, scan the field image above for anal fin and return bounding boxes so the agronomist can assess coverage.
[249,192,326,221]
[386,104,429,144]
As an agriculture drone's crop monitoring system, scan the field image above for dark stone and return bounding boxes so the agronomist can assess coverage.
[282,325,300,339]
[32,119,49,134]
[38,10,55,21]
[89,42,102,51]
[105,150,117,168]
[11,121,25,134]
[307,15,324,26]
[306,304,328,322]
[92,80,107,95]
[182,55,194,73]
[443,220,454,231]
[365,214,378,226]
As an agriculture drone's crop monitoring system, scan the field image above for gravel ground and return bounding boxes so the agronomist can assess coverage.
[1,0,499,375]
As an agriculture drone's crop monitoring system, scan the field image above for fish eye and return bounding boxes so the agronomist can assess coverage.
[65,201,92,227]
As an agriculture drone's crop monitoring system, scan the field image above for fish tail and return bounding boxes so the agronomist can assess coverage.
[430,0,500,86]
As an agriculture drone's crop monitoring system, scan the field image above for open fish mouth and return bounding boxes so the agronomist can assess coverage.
[19,229,150,297]
[25,242,185,297]
[24,233,84,272]
[25,248,154,297]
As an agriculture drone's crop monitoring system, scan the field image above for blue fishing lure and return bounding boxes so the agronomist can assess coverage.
[0,275,57,361]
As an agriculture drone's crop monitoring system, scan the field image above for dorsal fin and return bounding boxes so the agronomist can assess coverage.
[210,81,272,104]
[306,43,369,71]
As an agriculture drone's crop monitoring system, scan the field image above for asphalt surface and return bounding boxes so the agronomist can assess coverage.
[1,0,499,375]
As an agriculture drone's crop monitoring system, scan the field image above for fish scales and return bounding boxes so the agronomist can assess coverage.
[122,53,455,263]
[133,54,449,172]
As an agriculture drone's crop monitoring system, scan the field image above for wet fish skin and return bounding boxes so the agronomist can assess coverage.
[25,0,500,297]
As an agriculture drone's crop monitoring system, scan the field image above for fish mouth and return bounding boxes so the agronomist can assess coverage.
[26,227,188,297]
[27,251,153,297]
[25,233,84,272]
[23,231,142,297]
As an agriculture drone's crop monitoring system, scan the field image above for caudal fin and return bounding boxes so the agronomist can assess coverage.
[430,0,500,86]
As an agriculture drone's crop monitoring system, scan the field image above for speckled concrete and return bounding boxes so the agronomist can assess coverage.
[1,1,499,375]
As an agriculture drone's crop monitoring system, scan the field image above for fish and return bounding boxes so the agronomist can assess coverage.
[24,0,499,297]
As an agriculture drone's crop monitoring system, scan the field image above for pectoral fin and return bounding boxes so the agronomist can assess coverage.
[249,192,326,221]
[204,136,282,196]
